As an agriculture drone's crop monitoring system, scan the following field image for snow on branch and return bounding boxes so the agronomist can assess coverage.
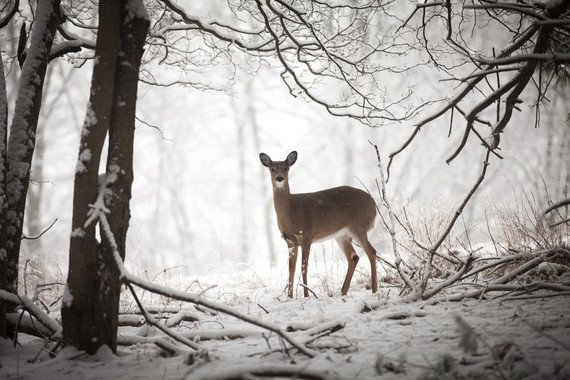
[0,289,62,340]
[158,0,269,51]
[49,40,82,61]
[57,26,96,50]
[124,282,204,352]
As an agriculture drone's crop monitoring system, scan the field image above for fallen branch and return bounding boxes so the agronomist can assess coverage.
[120,307,201,327]
[6,312,52,339]
[204,363,339,380]
[422,253,475,300]
[446,281,570,302]
[125,282,204,352]
[0,290,61,340]
[118,329,255,348]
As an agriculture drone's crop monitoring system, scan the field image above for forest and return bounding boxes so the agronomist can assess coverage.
[1,0,569,379]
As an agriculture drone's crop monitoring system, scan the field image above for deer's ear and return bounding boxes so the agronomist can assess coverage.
[286,151,297,166]
[259,153,272,167]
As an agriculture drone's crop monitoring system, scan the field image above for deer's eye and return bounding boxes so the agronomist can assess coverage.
[270,168,275,173]
[284,168,288,172]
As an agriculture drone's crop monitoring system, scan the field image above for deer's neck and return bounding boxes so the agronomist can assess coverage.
[272,185,293,216]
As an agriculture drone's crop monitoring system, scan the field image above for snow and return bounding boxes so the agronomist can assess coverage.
[1,272,569,379]
[62,283,73,308]
[75,148,92,174]
[126,0,150,22]
[84,102,97,130]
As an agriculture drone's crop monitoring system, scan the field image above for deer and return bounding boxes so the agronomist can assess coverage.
[259,151,378,298]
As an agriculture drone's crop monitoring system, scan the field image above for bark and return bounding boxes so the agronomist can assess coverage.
[0,49,8,338]
[4,0,61,296]
[62,0,148,354]
[100,0,149,352]
[61,0,122,354]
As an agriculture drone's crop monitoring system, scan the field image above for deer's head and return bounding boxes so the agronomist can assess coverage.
[259,151,297,191]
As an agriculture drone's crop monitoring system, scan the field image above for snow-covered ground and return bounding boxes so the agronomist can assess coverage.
[2,264,569,380]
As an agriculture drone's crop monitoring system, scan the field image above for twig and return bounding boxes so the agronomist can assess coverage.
[370,141,418,297]
[21,218,58,240]
[126,283,204,351]
[299,283,318,299]
[257,303,270,314]
[544,198,570,214]
[502,291,570,301]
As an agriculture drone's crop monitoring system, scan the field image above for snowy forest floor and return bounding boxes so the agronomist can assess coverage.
[1,269,570,380]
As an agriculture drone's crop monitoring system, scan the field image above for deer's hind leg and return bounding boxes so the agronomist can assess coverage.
[351,232,378,294]
[336,235,359,296]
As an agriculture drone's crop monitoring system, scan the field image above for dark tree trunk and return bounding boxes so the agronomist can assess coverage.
[99,1,149,351]
[3,0,61,298]
[0,49,8,338]
[62,0,148,354]
[62,0,121,354]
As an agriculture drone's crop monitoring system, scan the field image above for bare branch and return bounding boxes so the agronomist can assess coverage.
[0,0,19,28]
[0,290,62,339]
[420,149,491,298]
[544,198,570,214]
[21,218,58,240]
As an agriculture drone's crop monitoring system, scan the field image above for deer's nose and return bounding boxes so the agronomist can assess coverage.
[276,175,284,182]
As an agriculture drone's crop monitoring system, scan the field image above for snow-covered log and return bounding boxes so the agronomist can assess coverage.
[0,289,61,339]
[203,363,339,380]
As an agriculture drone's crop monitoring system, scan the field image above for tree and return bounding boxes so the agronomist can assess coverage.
[0,0,65,337]
[61,0,149,354]
[0,34,8,339]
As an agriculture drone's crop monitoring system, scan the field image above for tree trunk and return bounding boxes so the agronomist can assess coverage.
[99,0,149,352]
[4,0,61,296]
[61,0,121,354]
[62,0,148,354]
[0,49,8,338]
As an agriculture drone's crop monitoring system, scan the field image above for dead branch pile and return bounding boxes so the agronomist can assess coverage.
[371,142,570,302]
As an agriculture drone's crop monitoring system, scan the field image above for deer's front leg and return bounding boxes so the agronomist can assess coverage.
[301,239,312,298]
[287,244,298,298]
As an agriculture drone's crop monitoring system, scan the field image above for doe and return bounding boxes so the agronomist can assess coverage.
[259,151,378,298]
